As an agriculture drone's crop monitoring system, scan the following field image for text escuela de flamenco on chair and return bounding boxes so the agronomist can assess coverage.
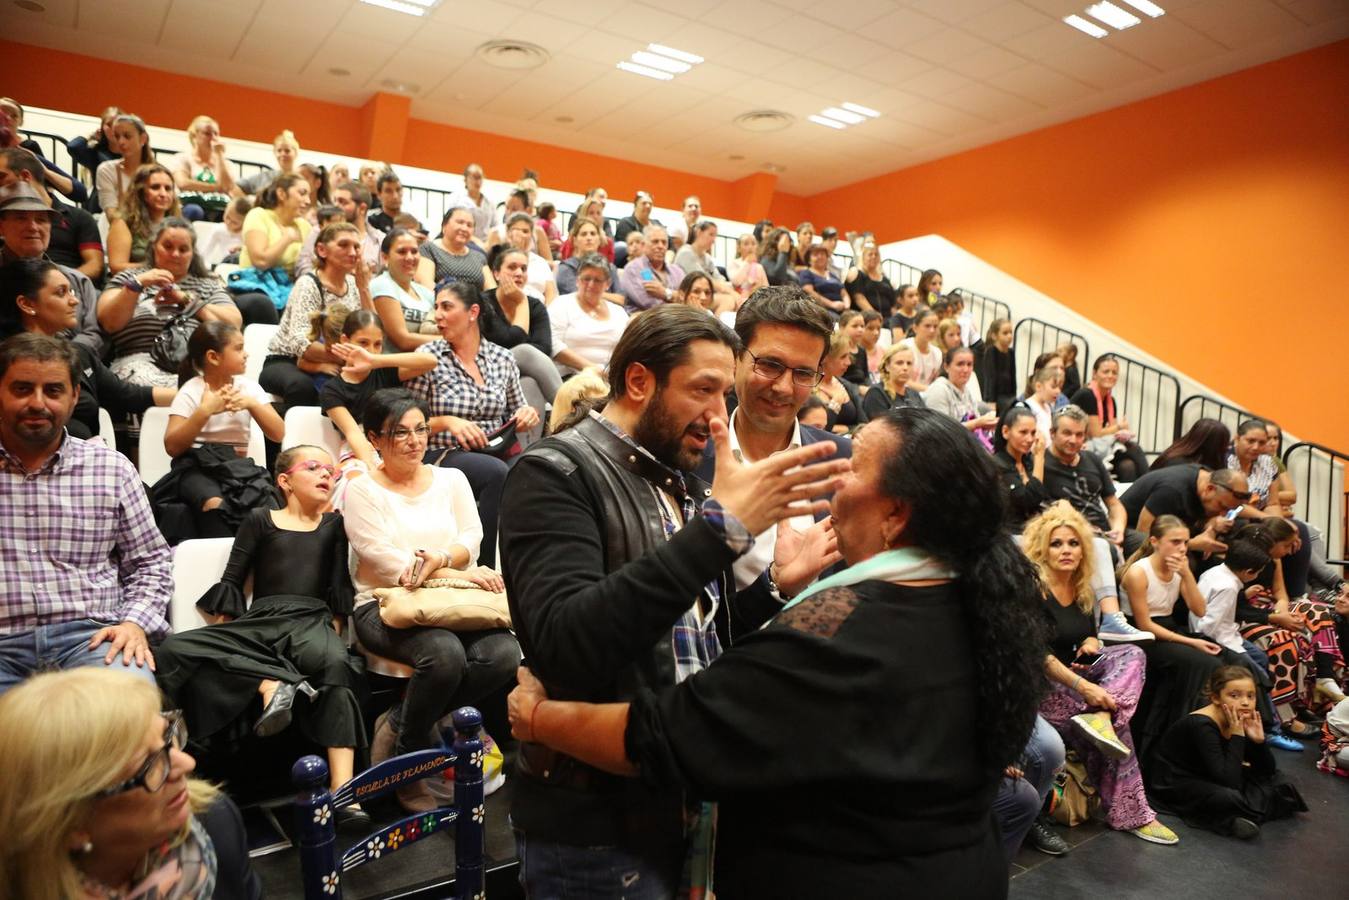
[292,706,486,899]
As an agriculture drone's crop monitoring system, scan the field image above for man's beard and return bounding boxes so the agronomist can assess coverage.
[631,387,708,473]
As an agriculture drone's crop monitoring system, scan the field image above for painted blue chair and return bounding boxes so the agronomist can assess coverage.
[292,706,486,899]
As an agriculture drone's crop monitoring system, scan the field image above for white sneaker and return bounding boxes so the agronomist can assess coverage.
[1099,612,1154,644]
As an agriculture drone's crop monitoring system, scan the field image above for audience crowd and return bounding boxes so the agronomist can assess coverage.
[0,101,1344,898]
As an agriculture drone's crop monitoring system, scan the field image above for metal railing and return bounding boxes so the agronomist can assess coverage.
[1174,395,1274,443]
[881,258,923,291]
[1282,441,1348,568]
[1013,317,1090,388]
[949,287,1013,345]
[1098,352,1182,456]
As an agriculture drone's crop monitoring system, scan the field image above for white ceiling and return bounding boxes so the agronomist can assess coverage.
[9,0,1348,194]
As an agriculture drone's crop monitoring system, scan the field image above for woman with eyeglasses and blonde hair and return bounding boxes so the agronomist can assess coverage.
[0,668,260,900]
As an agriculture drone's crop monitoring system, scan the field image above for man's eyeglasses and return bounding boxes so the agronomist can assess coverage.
[385,424,431,442]
[284,460,337,478]
[1215,483,1253,503]
[745,350,822,388]
[95,711,186,798]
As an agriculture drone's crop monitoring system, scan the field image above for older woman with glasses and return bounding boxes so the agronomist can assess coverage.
[343,388,520,814]
[0,668,260,900]
[548,252,631,376]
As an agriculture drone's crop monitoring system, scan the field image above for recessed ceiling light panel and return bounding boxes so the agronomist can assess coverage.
[630,50,691,74]
[808,115,846,130]
[821,106,865,125]
[647,43,703,65]
[1086,1,1141,29]
[841,102,880,118]
[1063,14,1108,38]
[360,0,431,17]
[617,61,675,81]
[1120,0,1165,18]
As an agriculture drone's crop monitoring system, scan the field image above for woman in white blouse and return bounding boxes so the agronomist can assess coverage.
[548,253,630,376]
[343,388,520,813]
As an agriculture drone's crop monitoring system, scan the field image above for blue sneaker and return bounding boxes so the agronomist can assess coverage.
[1266,731,1303,752]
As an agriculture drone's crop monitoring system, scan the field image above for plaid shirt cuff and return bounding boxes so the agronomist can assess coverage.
[700,499,754,556]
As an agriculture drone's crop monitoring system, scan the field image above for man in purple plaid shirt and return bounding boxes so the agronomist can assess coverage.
[0,334,171,694]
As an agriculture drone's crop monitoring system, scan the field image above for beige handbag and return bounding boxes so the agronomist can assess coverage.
[374,576,511,631]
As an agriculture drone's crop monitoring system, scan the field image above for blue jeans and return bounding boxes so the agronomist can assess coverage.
[0,618,158,694]
[516,829,683,900]
[993,714,1064,859]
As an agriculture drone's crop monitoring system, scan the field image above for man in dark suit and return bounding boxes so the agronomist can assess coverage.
[696,285,852,642]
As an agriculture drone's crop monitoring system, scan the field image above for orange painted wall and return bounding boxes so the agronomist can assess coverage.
[809,40,1349,451]
[3,41,363,157]
[0,40,807,224]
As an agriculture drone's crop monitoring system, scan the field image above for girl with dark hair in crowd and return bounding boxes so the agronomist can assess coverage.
[899,307,942,391]
[758,227,798,286]
[95,113,154,217]
[154,443,370,829]
[916,268,943,306]
[508,407,1049,898]
[1025,502,1177,844]
[1149,666,1307,838]
[161,321,285,536]
[344,388,520,813]
[298,163,330,224]
[1151,418,1231,471]
[370,227,437,350]
[66,105,122,185]
[240,171,311,278]
[978,317,1017,414]
[316,309,436,508]
[674,270,716,311]
[1119,515,1224,763]
[993,406,1047,530]
[0,258,173,439]
[107,163,183,275]
[1058,342,1082,398]
[1073,354,1150,482]
[481,245,571,419]
[889,283,921,337]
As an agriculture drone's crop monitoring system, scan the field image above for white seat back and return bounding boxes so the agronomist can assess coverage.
[282,406,344,461]
[243,324,278,384]
[170,538,238,633]
[138,407,267,485]
[97,407,116,448]
[138,407,174,484]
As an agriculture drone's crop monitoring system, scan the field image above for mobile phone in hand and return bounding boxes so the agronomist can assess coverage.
[1075,650,1102,667]
[410,555,425,582]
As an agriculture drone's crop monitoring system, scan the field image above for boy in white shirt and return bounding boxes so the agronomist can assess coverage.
[1195,538,1303,752]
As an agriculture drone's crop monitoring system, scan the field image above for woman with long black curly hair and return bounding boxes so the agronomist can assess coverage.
[506,406,1048,899]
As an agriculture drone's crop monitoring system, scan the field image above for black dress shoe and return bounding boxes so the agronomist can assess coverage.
[335,804,372,834]
[254,680,315,737]
[1029,819,1071,856]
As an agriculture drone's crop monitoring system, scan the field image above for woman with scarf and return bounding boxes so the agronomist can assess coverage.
[507,407,1048,899]
[1070,354,1149,482]
[0,668,260,900]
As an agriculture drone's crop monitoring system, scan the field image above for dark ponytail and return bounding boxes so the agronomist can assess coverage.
[873,407,1048,771]
[178,320,240,386]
